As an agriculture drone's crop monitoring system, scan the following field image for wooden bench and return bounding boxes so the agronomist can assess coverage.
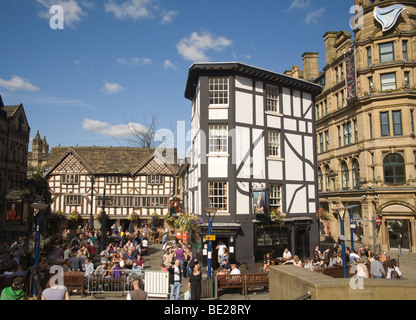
[217,274,245,295]
[244,273,269,294]
[60,272,85,297]
[141,247,148,256]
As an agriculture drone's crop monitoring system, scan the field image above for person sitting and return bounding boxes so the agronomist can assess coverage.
[283,248,292,261]
[0,277,27,300]
[230,264,241,275]
[283,255,303,267]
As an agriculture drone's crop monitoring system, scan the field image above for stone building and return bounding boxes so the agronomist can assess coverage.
[27,130,49,175]
[290,0,416,252]
[0,95,31,241]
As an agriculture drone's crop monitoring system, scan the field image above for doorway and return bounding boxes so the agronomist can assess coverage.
[388,219,410,250]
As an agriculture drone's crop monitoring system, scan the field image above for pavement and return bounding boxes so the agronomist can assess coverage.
[66,242,415,301]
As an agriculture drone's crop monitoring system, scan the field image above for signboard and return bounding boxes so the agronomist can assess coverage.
[253,191,266,214]
[345,49,357,100]
[205,235,216,241]
[340,235,348,241]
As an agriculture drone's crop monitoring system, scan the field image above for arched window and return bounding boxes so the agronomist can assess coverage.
[318,168,323,192]
[384,153,406,184]
[325,165,331,191]
[352,159,360,189]
[341,161,349,190]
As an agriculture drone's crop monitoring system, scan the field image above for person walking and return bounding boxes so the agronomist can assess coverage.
[126,278,148,300]
[370,255,386,279]
[168,259,182,300]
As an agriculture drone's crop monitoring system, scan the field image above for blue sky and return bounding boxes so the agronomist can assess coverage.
[0,0,354,158]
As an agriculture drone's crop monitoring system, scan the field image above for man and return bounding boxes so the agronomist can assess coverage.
[84,257,94,277]
[230,264,241,275]
[370,255,386,279]
[283,248,292,261]
[215,241,227,265]
[126,278,148,300]
[349,249,360,263]
[0,277,27,300]
[168,259,182,300]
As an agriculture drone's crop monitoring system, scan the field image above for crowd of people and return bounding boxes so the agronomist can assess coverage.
[275,244,402,279]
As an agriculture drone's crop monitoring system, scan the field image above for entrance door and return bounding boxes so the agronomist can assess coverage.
[388,219,410,250]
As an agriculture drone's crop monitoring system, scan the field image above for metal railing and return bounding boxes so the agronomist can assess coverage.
[86,270,141,296]
[293,291,312,300]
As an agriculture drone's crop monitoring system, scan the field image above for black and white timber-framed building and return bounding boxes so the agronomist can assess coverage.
[182,62,323,268]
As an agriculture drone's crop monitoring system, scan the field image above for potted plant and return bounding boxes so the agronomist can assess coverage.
[68,210,80,221]
[128,211,139,221]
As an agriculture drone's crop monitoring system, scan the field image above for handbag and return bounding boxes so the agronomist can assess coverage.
[184,289,191,300]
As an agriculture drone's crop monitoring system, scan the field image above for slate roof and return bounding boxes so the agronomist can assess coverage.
[44,146,179,175]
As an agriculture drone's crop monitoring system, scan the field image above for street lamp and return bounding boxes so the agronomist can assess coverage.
[97,188,110,251]
[87,176,95,231]
[333,205,359,278]
[31,202,48,267]
[205,207,218,279]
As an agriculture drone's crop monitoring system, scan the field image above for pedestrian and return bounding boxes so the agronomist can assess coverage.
[168,259,182,300]
[187,264,202,300]
[126,278,148,300]
[42,282,70,300]
[370,255,386,279]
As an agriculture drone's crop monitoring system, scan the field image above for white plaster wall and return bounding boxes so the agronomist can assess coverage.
[235,75,253,91]
[236,182,250,215]
[286,184,307,214]
[284,134,303,181]
[282,87,292,116]
[208,156,228,178]
[234,126,251,179]
[236,91,253,125]
[252,129,265,179]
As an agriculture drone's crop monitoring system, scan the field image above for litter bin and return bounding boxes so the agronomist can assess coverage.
[201,277,214,298]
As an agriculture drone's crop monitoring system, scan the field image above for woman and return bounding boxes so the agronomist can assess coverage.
[187,264,202,300]
[283,255,303,267]
[263,252,271,272]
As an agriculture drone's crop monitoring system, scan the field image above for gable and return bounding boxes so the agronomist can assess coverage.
[51,153,91,174]
[135,157,175,175]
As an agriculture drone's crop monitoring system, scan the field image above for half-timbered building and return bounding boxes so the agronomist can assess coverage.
[43,146,179,231]
[182,62,322,268]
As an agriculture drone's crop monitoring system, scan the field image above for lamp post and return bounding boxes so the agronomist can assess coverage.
[205,207,218,279]
[31,202,48,267]
[87,176,95,231]
[97,188,110,251]
[333,205,360,279]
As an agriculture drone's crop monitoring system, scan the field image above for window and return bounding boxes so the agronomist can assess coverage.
[392,110,403,136]
[147,175,164,184]
[338,126,342,147]
[383,154,406,184]
[336,67,339,83]
[208,181,228,211]
[411,109,415,133]
[341,162,349,190]
[354,119,358,143]
[318,168,323,192]
[380,73,396,91]
[336,93,340,109]
[61,174,79,185]
[325,130,329,151]
[66,195,82,205]
[403,40,408,61]
[266,85,279,113]
[352,159,360,189]
[369,113,373,139]
[325,166,331,191]
[340,63,344,81]
[368,76,373,93]
[269,185,281,209]
[106,176,121,184]
[209,78,228,105]
[380,112,390,136]
[342,90,345,108]
[379,42,395,63]
[142,197,169,207]
[209,124,228,153]
[343,122,352,146]
[404,71,410,88]
[268,130,280,157]
[367,47,372,66]
[319,133,324,154]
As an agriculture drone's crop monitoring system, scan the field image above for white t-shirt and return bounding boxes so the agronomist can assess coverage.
[217,244,226,256]
[230,268,241,275]
[283,251,292,259]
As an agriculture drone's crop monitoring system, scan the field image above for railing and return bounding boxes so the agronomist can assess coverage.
[86,270,141,296]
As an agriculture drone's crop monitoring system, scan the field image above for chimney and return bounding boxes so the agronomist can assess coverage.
[302,52,319,81]
[323,31,339,65]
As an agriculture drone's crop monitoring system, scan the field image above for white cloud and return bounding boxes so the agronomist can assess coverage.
[104,0,153,20]
[163,59,177,70]
[82,119,147,139]
[176,31,233,62]
[305,7,326,24]
[0,75,40,92]
[161,10,178,24]
[101,82,124,95]
[36,0,90,28]
[288,0,311,11]
[117,57,152,67]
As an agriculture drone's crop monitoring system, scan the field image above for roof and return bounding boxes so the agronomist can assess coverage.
[185,62,323,100]
[44,146,179,176]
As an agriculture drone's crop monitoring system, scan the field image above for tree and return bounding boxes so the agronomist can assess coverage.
[125,113,160,148]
